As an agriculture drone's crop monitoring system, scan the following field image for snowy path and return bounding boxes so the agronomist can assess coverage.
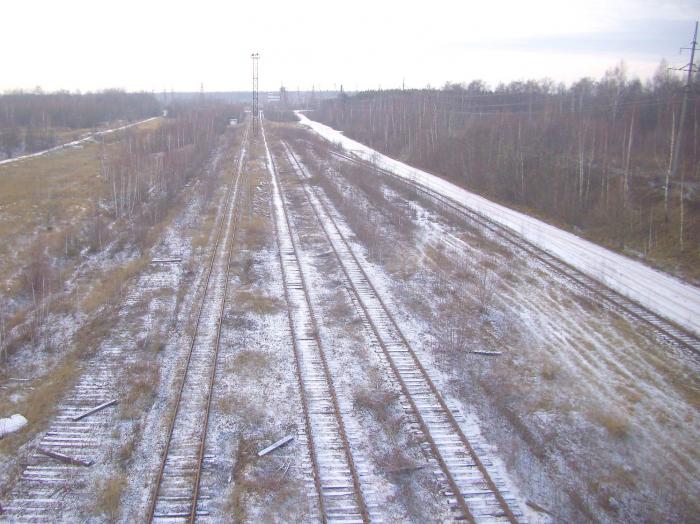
[0,116,161,167]
[297,112,700,338]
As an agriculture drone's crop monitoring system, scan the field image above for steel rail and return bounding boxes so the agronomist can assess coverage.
[262,121,371,524]
[283,141,519,523]
[327,149,700,357]
[146,122,249,523]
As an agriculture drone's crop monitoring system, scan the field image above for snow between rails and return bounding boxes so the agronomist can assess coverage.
[296,111,700,338]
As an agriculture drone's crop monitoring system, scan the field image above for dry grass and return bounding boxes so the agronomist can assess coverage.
[192,207,218,251]
[0,116,160,290]
[0,357,80,456]
[0,331,97,497]
[422,244,452,272]
[81,255,150,313]
[353,386,401,427]
[226,436,256,522]
[243,214,269,250]
[0,307,118,440]
[225,434,307,522]
[235,289,283,315]
[216,352,269,424]
[118,359,160,421]
[232,349,270,371]
[587,405,630,439]
[117,433,137,467]
[0,144,104,245]
[93,473,127,521]
[540,359,559,381]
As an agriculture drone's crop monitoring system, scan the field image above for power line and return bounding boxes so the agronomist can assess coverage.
[669,21,699,183]
[331,92,696,118]
[251,52,259,136]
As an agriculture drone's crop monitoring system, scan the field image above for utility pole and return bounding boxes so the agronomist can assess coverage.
[251,52,260,135]
[669,21,698,186]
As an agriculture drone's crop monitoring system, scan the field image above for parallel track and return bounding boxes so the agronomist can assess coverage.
[146,123,249,523]
[262,122,375,524]
[282,141,523,523]
[327,149,700,357]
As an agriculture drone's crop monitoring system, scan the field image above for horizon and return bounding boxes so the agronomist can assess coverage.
[1,1,697,93]
[0,57,688,97]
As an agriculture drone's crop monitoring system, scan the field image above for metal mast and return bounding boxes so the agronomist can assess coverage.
[251,52,260,135]
[669,22,698,184]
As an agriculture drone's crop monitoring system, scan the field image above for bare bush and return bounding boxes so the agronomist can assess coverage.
[474,264,496,314]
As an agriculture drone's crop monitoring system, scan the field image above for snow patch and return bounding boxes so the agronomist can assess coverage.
[297,111,700,337]
[0,414,28,437]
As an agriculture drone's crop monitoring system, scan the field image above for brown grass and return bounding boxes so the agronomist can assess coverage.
[93,473,127,521]
[0,357,80,455]
[226,436,254,522]
[81,255,150,313]
[118,359,160,421]
[0,336,92,497]
[192,207,218,251]
[243,214,269,251]
[587,405,630,439]
[235,289,283,315]
[541,359,559,381]
[232,349,270,371]
[225,433,307,522]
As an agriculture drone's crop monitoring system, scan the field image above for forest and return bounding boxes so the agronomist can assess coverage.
[314,62,700,282]
[0,90,161,158]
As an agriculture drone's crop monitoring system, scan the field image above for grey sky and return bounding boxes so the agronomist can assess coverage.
[1,0,698,93]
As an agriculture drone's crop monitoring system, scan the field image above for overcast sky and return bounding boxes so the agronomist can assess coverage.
[1,0,698,93]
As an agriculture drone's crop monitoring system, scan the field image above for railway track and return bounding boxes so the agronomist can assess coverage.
[281,141,523,523]
[1,135,240,523]
[326,149,700,357]
[146,123,249,523]
[262,122,379,524]
[1,170,215,522]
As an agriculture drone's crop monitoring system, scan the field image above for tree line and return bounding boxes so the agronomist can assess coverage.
[0,90,161,158]
[314,62,700,281]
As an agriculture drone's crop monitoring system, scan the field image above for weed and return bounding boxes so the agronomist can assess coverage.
[94,473,126,521]
[235,289,283,315]
[588,406,630,439]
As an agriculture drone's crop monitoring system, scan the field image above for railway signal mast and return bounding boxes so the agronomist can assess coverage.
[251,52,260,135]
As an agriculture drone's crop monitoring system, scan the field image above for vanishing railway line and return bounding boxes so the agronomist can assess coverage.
[326,149,700,357]
[280,140,523,523]
[262,123,379,524]
[146,123,250,523]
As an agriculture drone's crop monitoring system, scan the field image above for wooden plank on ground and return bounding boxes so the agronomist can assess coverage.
[257,435,294,457]
[71,399,118,422]
[37,448,94,467]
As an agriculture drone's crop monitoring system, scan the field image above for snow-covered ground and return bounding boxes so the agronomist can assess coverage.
[274,136,531,522]
[0,116,161,167]
[297,112,700,338]
[294,137,700,521]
